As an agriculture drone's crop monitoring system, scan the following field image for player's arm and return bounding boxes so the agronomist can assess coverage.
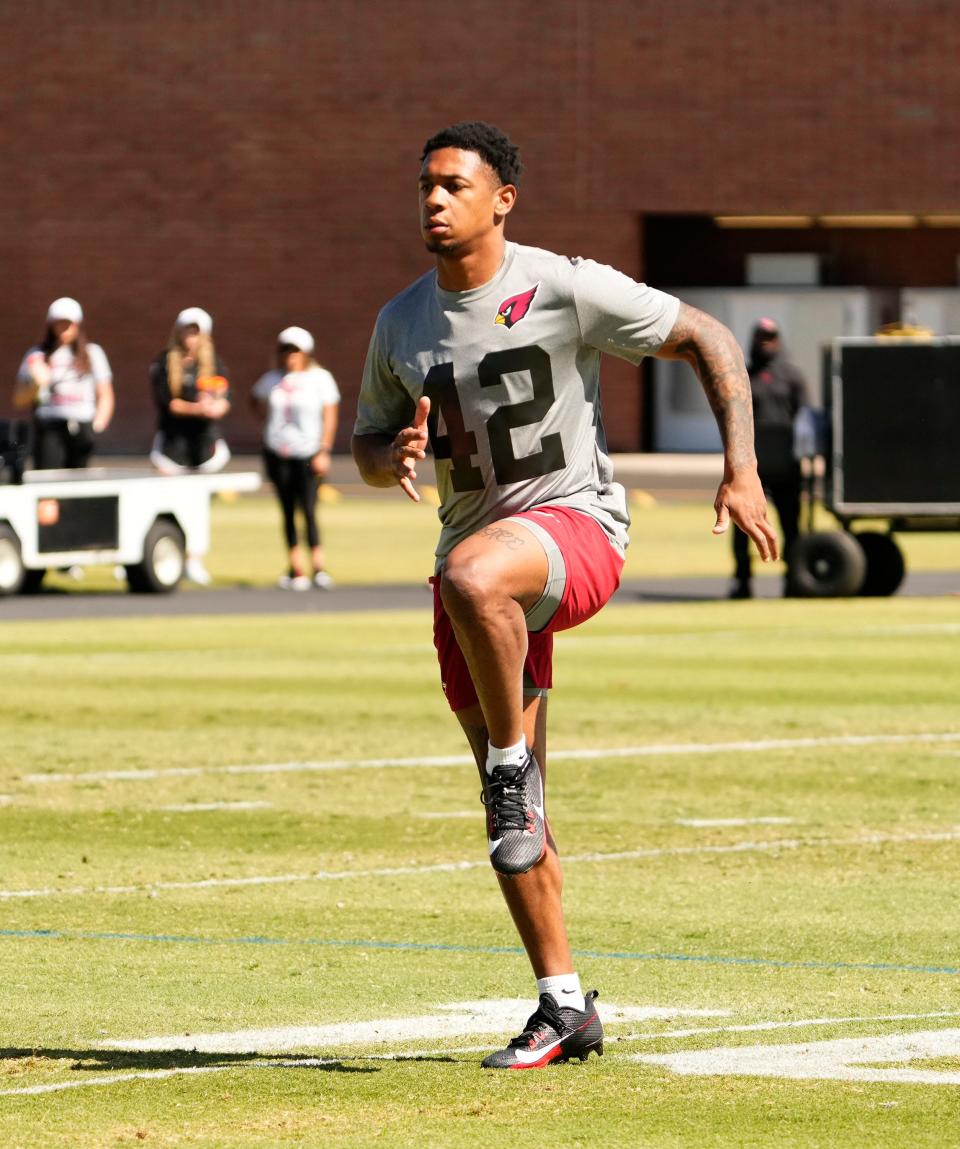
[351,395,430,503]
[656,302,779,561]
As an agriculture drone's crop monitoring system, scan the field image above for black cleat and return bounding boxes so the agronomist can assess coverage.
[482,989,604,1069]
[481,752,546,876]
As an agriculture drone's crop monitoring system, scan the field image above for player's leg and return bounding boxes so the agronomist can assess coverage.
[439,520,550,750]
[457,694,570,975]
[457,694,603,1069]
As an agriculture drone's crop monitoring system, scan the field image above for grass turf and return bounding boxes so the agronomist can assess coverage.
[0,593,958,1145]
[28,490,960,593]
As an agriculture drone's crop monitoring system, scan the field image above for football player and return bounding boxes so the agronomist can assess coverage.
[352,121,777,1068]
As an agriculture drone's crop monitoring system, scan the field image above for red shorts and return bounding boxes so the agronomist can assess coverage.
[431,506,625,713]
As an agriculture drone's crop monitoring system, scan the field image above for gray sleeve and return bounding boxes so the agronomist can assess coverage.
[353,316,415,437]
[572,259,681,364]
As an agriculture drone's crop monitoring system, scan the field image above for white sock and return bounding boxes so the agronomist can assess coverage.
[485,735,527,776]
[536,972,584,1011]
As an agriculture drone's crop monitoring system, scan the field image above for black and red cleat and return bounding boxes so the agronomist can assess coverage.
[481,990,604,1069]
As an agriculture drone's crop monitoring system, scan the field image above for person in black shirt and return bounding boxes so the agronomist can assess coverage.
[148,307,232,584]
[730,318,811,598]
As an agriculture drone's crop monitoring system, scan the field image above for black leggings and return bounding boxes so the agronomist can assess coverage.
[33,419,94,469]
[263,449,320,549]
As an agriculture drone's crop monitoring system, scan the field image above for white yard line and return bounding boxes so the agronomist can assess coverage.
[0,1064,233,1097]
[675,817,795,828]
[159,801,273,813]
[106,1000,723,1055]
[1,828,958,902]
[20,731,960,786]
[623,1010,960,1041]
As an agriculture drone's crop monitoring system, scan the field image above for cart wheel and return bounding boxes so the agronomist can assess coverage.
[126,519,186,594]
[0,524,26,596]
[20,568,47,594]
[854,531,906,597]
[787,531,867,598]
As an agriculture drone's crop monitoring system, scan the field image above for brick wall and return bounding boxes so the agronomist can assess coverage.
[2,1,957,452]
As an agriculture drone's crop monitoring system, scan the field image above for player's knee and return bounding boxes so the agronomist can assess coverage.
[440,550,500,618]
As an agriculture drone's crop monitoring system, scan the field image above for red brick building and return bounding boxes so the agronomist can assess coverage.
[2,1,958,452]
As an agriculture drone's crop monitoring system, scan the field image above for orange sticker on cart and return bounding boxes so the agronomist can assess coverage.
[37,499,60,526]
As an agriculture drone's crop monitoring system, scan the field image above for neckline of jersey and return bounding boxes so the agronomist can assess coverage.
[434,243,517,306]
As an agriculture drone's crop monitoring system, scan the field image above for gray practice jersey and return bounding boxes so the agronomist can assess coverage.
[355,242,680,564]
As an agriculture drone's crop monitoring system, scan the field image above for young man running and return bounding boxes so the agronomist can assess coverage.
[352,121,776,1069]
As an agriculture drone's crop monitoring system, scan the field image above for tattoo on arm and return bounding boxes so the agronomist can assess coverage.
[659,303,756,472]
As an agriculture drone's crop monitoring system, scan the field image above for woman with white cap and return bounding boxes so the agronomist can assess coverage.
[13,297,114,469]
[148,307,232,584]
[251,326,340,589]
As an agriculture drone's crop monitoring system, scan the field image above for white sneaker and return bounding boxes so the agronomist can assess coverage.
[278,573,311,591]
[185,558,212,586]
[313,571,335,590]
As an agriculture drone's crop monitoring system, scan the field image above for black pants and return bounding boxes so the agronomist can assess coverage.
[33,419,94,469]
[263,450,320,549]
[733,470,802,583]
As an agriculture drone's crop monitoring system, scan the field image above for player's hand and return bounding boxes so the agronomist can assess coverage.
[712,469,779,562]
[392,395,430,502]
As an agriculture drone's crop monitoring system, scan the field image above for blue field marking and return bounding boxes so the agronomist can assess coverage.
[1,928,958,976]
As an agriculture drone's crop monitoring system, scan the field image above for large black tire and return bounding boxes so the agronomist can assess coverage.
[0,524,26,596]
[787,531,867,598]
[20,568,47,594]
[854,531,906,597]
[126,519,186,594]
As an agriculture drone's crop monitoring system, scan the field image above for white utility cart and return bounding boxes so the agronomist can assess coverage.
[0,469,260,596]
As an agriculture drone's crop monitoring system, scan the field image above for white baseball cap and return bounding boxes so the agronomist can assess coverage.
[175,307,213,335]
[47,297,83,324]
[277,326,315,354]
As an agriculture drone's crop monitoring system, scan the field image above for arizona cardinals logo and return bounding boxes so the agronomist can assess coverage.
[494,283,539,329]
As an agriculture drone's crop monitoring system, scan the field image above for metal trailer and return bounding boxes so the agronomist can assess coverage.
[788,336,960,597]
[0,467,261,596]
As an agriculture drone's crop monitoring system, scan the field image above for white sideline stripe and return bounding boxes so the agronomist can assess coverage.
[2,829,959,901]
[635,1028,960,1085]
[676,817,795,828]
[625,1011,960,1041]
[107,1000,726,1055]
[20,732,960,786]
[0,1065,232,1097]
[159,801,273,813]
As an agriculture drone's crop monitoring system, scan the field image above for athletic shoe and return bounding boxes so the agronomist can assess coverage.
[481,990,604,1069]
[312,571,335,590]
[277,573,311,591]
[185,558,212,586]
[481,751,545,876]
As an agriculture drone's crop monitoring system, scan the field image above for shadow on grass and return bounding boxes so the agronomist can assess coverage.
[0,1047,378,1074]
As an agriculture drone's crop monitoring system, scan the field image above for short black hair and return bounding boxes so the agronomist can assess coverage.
[420,121,522,187]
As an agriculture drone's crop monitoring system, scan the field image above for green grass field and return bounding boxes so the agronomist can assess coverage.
[32,490,960,594]
[1,540,959,1146]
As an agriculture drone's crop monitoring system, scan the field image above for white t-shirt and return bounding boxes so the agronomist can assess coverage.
[253,365,341,458]
[18,342,112,423]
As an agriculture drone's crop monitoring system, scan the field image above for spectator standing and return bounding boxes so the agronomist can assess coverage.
[149,307,231,584]
[251,327,340,590]
[730,317,812,598]
[13,297,114,469]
